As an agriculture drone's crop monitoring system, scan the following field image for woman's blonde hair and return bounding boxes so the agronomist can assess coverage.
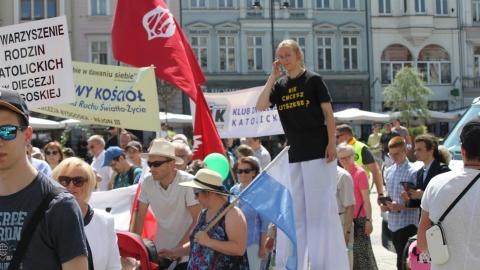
[277,39,305,68]
[52,157,96,203]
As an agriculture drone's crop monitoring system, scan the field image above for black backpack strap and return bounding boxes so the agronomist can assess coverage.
[8,187,67,270]
[127,166,139,185]
[439,172,480,223]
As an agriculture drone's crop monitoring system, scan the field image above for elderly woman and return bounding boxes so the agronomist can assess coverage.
[52,157,121,269]
[230,157,269,269]
[159,169,249,269]
[44,141,65,170]
[337,143,378,270]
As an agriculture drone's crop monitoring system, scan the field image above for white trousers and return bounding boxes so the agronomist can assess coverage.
[290,159,349,270]
[247,244,262,270]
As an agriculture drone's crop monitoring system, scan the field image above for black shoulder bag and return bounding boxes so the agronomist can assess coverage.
[8,187,66,270]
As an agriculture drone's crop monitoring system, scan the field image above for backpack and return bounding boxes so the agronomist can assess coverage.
[116,231,159,270]
[115,165,140,185]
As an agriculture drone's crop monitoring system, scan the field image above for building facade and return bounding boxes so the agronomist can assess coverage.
[370,0,462,113]
[182,0,372,111]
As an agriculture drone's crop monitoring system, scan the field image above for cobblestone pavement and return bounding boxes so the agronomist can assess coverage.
[370,191,398,270]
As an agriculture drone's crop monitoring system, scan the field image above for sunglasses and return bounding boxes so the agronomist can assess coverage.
[0,125,27,140]
[147,159,172,168]
[194,189,204,198]
[59,176,87,187]
[45,150,59,156]
[237,168,252,174]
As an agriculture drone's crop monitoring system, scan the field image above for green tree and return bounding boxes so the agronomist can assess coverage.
[382,67,433,127]
[156,78,178,112]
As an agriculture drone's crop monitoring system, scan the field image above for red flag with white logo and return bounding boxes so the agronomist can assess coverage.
[112,0,204,102]
[192,87,225,160]
[112,0,223,159]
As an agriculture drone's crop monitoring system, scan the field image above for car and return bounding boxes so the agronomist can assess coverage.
[442,96,480,170]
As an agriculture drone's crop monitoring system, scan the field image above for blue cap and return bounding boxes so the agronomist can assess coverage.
[102,146,123,167]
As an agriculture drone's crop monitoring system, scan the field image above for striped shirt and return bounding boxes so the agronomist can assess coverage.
[385,159,418,232]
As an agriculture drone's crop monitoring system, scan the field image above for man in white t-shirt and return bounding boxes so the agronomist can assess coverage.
[132,139,201,268]
[88,135,113,191]
[417,117,480,269]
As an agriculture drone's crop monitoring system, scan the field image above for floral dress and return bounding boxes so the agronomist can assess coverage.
[188,202,249,270]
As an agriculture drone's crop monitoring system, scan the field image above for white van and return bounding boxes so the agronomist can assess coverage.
[441,96,480,169]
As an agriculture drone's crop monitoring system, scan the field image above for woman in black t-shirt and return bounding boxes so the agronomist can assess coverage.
[256,39,349,270]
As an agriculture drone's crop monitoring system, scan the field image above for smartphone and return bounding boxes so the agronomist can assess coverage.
[378,196,393,205]
[399,181,415,191]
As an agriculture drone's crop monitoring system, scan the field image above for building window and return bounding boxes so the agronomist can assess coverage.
[316,0,330,9]
[289,0,304,8]
[379,0,391,14]
[21,0,57,21]
[436,0,448,15]
[91,41,108,64]
[317,37,332,71]
[191,36,208,71]
[343,37,358,70]
[191,0,206,8]
[415,0,426,13]
[342,0,355,9]
[90,0,108,15]
[474,47,480,75]
[247,37,263,71]
[246,0,258,8]
[417,44,451,84]
[474,1,480,21]
[219,36,236,71]
[219,0,233,8]
[290,37,306,59]
[380,44,413,84]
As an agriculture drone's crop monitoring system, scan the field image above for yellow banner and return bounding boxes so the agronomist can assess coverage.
[33,61,160,131]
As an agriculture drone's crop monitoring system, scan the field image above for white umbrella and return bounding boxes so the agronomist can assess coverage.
[334,108,389,123]
[29,117,63,130]
[389,110,461,123]
[159,112,192,125]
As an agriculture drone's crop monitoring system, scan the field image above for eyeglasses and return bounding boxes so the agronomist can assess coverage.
[45,150,59,156]
[276,53,294,61]
[388,152,401,158]
[0,125,27,140]
[194,189,204,198]
[336,134,345,139]
[59,176,87,187]
[338,155,352,162]
[147,159,172,168]
[237,168,253,174]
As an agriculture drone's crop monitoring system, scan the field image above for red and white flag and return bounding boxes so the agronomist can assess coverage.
[112,0,204,101]
[192,88,225,160]
[112,0,223,159]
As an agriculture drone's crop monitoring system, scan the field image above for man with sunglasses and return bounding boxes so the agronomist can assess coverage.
[132,139,201,269]
[336,124,385,200]
[0,88,88,269]
[102,146,142,189]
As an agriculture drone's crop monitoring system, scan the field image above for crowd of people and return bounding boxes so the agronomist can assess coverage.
[2,38,480,270]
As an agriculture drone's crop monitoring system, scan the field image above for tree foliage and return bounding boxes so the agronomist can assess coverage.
[382,67,433,127]
[156,79,178,112]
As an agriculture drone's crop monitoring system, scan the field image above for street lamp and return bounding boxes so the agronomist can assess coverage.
[252,1,289,61]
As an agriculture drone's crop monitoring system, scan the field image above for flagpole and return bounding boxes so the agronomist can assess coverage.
[202,196,241,233]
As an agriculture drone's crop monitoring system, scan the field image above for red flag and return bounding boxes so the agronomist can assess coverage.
[112,0,204,102]
[192,87,225,160]
[112,0,224,159]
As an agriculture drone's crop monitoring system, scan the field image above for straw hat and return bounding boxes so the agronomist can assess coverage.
[139,139,184,165]
[179,169,231,196]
